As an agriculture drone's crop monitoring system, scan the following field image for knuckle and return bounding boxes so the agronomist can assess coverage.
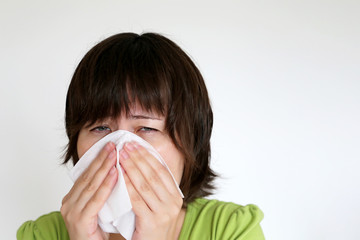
[61,194,69,205]
[60,206,74,223]
[86,182,97,192]
[81,172,91,183]
[60,204,67,215]
[131,193,143,203]
[89,195,102,206]
[147,173,160,184]
[139,183,151,193]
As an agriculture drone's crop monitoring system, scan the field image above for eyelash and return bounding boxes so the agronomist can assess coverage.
[139,127,158,133]
[90,126,158,133]
[90,126,111,132]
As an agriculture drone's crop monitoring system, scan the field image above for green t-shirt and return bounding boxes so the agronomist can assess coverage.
[17,198,264,240]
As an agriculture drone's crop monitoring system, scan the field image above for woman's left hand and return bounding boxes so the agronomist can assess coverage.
[119,142,184,240]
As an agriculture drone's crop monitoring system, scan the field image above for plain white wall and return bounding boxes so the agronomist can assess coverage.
[1,0,359,239]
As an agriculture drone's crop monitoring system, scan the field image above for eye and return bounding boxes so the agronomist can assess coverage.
[138,127,158,133]
[90,126,111,133]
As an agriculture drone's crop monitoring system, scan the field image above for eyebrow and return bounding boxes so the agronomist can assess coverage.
[129,114,163,120]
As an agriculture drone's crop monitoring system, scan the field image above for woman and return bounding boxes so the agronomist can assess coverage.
[17,32,264,239]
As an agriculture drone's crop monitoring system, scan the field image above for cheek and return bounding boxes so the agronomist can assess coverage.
[77,144,88,159]
[153,139,185,184]
[77,130,100,159]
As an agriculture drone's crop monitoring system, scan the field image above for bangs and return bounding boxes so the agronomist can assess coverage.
[71,33,171,127]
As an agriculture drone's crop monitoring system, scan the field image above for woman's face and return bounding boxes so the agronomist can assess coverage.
[77,102,185,184]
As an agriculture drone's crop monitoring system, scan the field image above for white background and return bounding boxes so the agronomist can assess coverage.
[1,0,359,239]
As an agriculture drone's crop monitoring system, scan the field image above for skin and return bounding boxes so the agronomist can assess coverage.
[61,103,186,240]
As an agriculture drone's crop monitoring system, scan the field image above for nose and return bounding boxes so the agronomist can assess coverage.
[114,117,134,133]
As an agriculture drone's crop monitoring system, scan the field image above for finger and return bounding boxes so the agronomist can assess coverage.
[122,142,174,203]
[75,148,117,209]
[127,142,181,198]
[66,142,116,205]
[119,148,160,210]
[122,170,151,217]
[82,165,118,219]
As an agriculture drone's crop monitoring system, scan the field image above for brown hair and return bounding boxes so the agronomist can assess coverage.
[64,32,216,204]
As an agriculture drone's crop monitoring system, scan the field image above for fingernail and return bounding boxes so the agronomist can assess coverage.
[120,149,129,160]
[125,142,134,151]
[132,141,139,149]
[106,142,114,151]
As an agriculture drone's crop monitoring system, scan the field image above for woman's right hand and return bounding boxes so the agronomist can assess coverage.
[61,142,118,240]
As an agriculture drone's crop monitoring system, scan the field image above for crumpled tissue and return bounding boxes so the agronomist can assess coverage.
[69,130,183,240]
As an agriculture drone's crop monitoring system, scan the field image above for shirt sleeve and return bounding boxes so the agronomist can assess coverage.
[179,199,265,240]
[17,212,69,240]
[216,204,265,240]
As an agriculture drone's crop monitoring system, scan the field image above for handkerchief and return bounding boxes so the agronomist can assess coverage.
[69,130,184,240]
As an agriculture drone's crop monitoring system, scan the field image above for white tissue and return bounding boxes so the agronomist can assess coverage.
[69,130,183,240]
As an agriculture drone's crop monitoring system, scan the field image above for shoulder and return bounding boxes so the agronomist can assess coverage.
[17,211,69,240]
[179,198,264,240]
